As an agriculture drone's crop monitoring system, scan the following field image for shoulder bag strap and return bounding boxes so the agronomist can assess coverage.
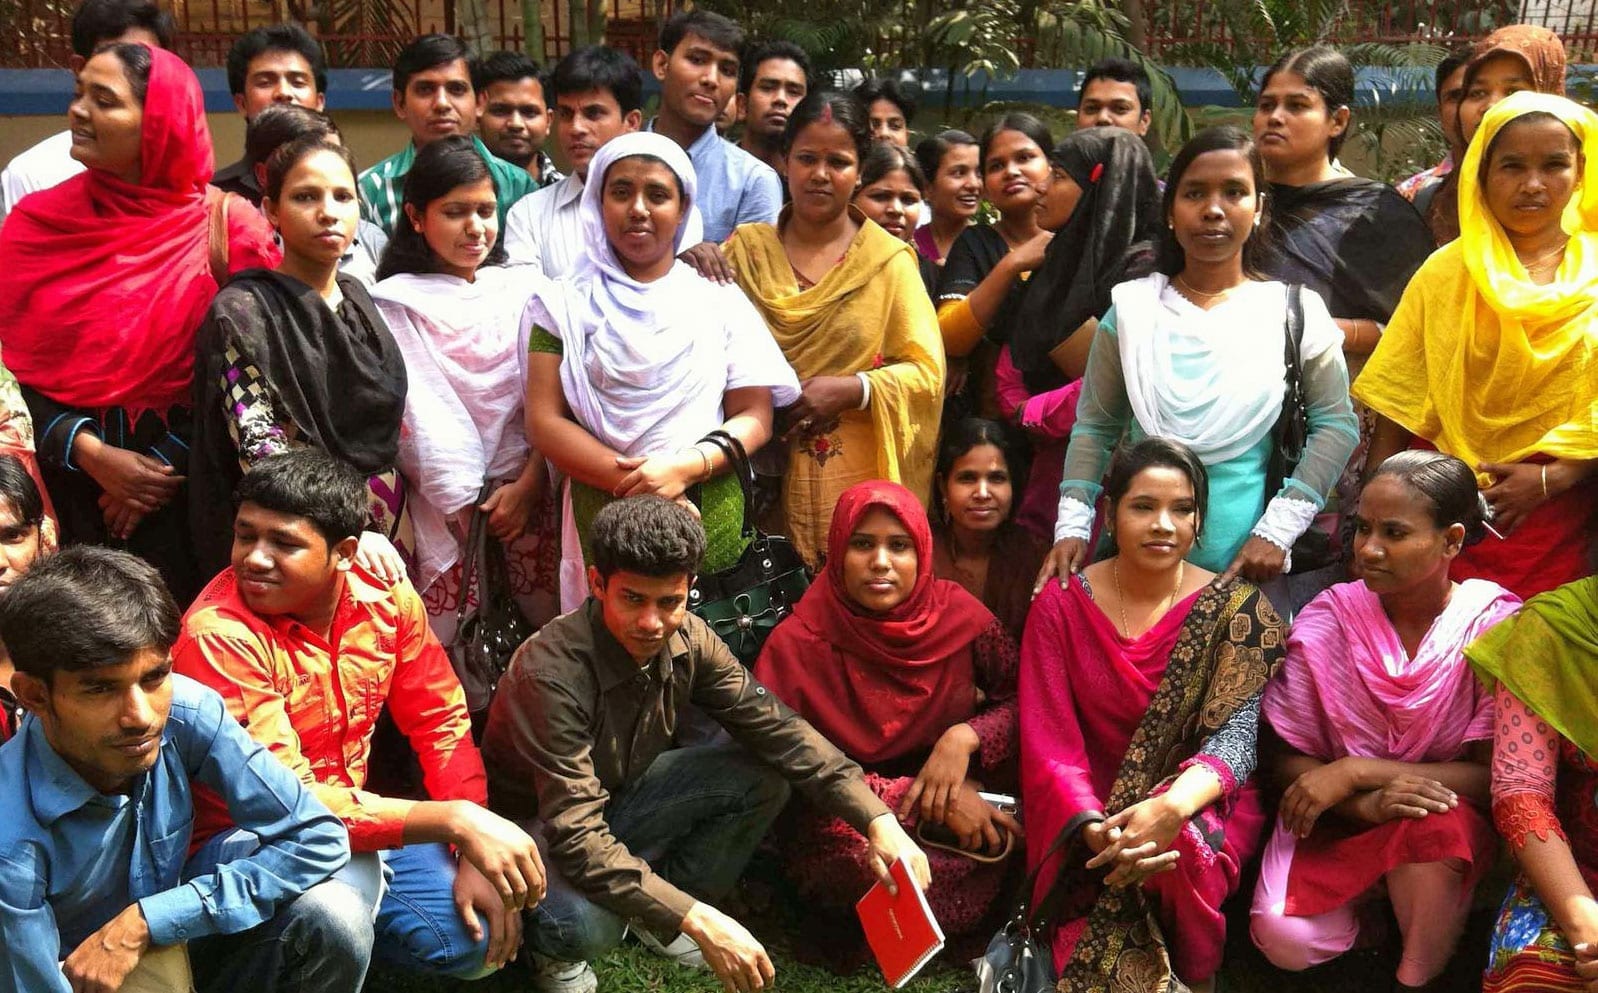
[1018,810,1104,932]
[454,483,491,631]
[699,430,756,539]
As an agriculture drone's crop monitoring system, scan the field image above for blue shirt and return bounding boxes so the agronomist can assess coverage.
[0,674,348,993]
[650,120,782,243]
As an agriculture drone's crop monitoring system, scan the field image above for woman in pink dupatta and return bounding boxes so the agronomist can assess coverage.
[1021,438,1284,993]
[1251,451,1518,991]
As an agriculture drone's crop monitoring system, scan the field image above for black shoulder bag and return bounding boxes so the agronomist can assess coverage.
[687,431,812,665]
[1264,284,1337,575]
[974,812,1100,993]
[449,484,537,716]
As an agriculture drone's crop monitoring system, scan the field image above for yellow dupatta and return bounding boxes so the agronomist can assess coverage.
[1353,91,1598,475]
[724,211,945,499]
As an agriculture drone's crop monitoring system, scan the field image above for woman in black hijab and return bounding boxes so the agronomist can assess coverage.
[998,127,1160,538]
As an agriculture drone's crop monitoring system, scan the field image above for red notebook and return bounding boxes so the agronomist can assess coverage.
[855,855,946,988]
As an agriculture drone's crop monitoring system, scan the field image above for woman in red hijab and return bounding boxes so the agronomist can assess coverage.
[0,43,278,603]
[754,480,1021,951]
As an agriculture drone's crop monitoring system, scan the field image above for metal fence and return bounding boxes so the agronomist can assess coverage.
[0,0,673,68]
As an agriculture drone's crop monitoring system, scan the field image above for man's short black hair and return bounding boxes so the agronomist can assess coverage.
[590,496,705,580]
[70,0,173,58]
[473,49,542,92]
[226,23,328,97]
[547,44,644,114]
[392,33,472,95]
[1079,56,1152,114]
[739,40,811,95]
[658,9,744,61]
[1436,44,1473,97]
[235,449,367,549]
[245,103,341,170]
[853,76,917,121]
[0,546,179,681]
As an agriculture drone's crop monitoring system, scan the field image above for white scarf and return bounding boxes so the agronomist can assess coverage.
[521,131,798,457]
[1113,273,1335,463]
[371,266,536,592]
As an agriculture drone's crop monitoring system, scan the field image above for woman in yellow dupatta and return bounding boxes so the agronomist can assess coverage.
[1356,91,1598,599]
[725,92,943,566]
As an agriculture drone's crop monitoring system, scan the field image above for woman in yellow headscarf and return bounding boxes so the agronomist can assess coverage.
[1355,91,1598,599]
[725,91,943,567]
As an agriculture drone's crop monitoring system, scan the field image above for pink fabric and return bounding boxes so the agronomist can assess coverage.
[1018,576,1203,880]
[994,344,1079,539]
[1263,579,1519,764]
[1492,684,1565,847]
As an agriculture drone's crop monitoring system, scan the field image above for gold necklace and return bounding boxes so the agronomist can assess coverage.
[1175,273,1237,301]
[1111,558,1185,638]
[1519,241,1568,272]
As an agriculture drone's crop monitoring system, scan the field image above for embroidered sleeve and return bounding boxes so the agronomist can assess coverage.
[1190,688,1261,802]
[218,343,290,469]
[1492,684,1566,847]
[967,618,1020,774]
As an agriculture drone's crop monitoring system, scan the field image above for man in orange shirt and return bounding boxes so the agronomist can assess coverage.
[173,449,544,982]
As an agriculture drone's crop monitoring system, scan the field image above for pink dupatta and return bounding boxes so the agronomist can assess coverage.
[1264,579,1520,763]
[1019,576,1202,874]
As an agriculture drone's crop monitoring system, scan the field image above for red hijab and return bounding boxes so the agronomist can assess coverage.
[0,45,274,414]
[754,480,995,764]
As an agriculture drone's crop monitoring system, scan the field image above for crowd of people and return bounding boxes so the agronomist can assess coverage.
[0,3,1594,993]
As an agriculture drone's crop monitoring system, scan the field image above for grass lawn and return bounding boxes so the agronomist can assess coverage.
[369,857,1500,993]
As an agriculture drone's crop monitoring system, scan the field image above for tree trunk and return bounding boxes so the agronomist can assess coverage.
[523,0,546,58]
[456,0,493,55]
[1122,0,1148,52]
[586,0,607,45]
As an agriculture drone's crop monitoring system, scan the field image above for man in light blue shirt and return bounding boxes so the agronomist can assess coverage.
[648,9,782,246]
[0,547,364,993]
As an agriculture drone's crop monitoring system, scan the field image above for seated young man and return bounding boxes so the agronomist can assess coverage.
[0,546,361,993]
[174,449,545,980]
[482,496,929,993]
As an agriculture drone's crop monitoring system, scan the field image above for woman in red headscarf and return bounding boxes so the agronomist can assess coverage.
[754,480,1021,947]
[0,42,278,603]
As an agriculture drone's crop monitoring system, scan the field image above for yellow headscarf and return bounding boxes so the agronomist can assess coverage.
[1353,91,1598,474]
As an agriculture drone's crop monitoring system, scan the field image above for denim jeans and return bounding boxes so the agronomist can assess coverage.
[188,831,493,982]
[524,742,791,963]
[183,833,373,993]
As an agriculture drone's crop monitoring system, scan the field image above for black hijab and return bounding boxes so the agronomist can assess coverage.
[1010,127,1160,393]
[190,269,407,576]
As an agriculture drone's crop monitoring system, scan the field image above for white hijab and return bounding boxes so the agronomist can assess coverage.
[371,265,536,592]
[521,131,798,458]
[1112,273,1339,463]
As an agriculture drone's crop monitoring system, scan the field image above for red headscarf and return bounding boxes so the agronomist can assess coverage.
[0,45,276,414]
[754,480,995,764]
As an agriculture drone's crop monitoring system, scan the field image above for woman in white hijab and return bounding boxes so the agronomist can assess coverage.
[522,131,801,610]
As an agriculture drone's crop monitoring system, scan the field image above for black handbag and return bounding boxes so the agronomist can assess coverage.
[687,431,811,665]
[1264,283,1337,574]
[974,812,1096,993]
[449,484,537,715]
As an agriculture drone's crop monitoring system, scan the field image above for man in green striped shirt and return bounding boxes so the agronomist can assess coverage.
[358,33,537,237]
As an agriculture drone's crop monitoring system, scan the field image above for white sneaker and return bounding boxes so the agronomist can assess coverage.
[632,928,708,969]
[527,952,597,993]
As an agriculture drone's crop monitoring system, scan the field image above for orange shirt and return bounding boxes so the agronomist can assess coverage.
[175,564,487,851]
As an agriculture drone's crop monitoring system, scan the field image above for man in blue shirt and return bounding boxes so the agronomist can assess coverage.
[0,547,364,993]
[649,9,781,249]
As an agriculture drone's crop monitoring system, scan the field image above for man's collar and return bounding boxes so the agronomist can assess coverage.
[26,718,137,826]
[555,171,585,207]
[583,599,687,691]
[647,116,717,157]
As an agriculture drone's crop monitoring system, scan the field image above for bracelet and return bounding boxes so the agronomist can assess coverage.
[694,444,712,483]
[1541,463,1549,498]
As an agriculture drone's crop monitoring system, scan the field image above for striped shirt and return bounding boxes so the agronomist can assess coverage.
[358,134,537,238]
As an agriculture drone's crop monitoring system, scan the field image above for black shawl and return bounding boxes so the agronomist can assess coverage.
[189,269,407,577]
[1263,178,1433,323]
[1011,128,1161,394]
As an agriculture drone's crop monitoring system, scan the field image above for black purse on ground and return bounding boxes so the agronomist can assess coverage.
[449,484,536,716]
[687,431,811,665]
[1264,283,1337,574]
[974,812,1096,993]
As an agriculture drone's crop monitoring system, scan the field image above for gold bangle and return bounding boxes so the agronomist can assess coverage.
[1541,463,1550,498]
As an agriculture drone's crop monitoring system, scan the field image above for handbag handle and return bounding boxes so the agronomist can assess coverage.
[454,482,492,631]
[699,430,758,540]
[1265,284,1308,500]
[1012,810,1103,933]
